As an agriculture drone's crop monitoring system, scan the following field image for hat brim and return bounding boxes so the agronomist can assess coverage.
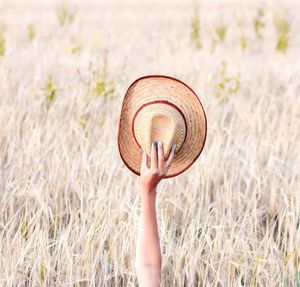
[117,75,207,178]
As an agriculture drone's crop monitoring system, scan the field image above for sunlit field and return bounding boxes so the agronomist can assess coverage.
[0,0,300,286]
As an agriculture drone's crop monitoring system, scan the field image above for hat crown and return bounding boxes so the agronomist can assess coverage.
[133,101,187,159]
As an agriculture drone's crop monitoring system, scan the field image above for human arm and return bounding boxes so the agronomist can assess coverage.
[135,140,176,287]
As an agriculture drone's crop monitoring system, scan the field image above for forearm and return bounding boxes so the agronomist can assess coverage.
[135,186,162,268]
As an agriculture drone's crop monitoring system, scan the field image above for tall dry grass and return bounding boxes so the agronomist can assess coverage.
[0,0,299,286]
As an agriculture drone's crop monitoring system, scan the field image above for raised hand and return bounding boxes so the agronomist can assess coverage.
[140,140,176,194]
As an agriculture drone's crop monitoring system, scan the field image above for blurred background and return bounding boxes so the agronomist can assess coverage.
[0,0,299,286]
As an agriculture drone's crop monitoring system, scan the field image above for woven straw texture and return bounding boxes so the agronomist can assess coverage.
[118,75,207,178]
[133,102,187,160]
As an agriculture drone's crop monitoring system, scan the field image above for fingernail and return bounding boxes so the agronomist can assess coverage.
[153,140,157,146]
[141,147,143,154]
[173,144,177,153]
[158,141,163,147]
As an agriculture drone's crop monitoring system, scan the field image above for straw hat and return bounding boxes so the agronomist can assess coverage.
[117,75,207,178]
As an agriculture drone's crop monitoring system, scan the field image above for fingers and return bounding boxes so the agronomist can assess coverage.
[150,140,158,170]
[165,144,176,170]
[158,141,164,170]
[141,141,176,173]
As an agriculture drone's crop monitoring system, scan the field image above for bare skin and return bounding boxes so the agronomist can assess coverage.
[135,140,176,287]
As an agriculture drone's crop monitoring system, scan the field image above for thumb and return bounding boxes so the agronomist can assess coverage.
[140,147,148,170]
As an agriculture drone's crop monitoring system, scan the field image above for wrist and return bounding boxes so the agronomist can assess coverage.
[141,184,157,197]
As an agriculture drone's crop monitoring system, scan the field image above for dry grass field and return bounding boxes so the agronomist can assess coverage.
[0,0,300,286]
